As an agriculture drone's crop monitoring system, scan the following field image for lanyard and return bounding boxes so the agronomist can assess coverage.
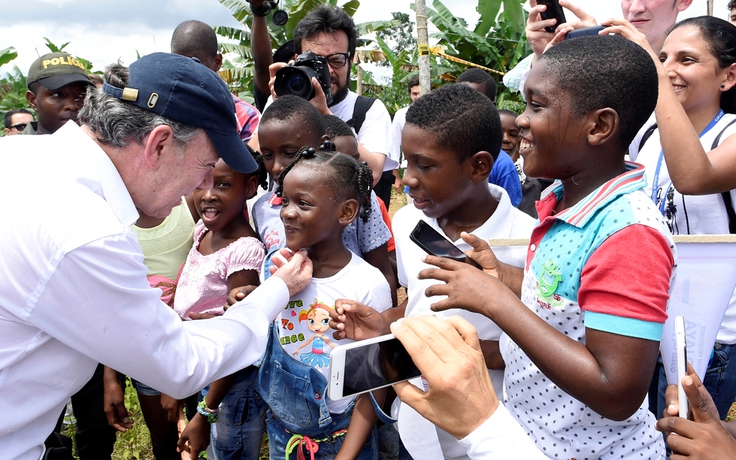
[650,110,725,214]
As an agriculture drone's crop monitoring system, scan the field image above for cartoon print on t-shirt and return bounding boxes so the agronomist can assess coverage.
[292,299,336,368]
[537,259,563,309]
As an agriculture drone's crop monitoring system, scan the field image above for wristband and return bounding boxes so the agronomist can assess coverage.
[250,2,272,17]
[197,399,219,423]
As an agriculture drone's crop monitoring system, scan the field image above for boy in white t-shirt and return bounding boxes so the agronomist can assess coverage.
[332,83,535,459]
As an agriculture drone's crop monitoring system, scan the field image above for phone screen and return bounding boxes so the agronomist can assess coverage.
[410,221,481,268]
[341,337,422,398]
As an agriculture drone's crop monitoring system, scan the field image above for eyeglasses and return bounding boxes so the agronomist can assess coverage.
[324,52,351,69]
[10,123,28,132]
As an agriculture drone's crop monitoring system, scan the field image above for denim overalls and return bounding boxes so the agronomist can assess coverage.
[209,365,268,460]
[257,324,378,460]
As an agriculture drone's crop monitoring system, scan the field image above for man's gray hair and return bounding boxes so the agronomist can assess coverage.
[77,63,200,149]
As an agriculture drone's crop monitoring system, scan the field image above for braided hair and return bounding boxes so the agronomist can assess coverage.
[276,146,373,222]
[246,143,269,190]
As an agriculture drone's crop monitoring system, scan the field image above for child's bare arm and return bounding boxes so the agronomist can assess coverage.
[228,269,260,292]
[420,229,672,420]
[335,392,381,460]
[330,298,407,341]
[178,373,238,456]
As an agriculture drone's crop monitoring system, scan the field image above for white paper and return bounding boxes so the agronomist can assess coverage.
[662,242,736,384]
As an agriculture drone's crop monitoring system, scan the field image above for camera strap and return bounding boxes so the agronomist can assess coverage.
[346,96,377,134]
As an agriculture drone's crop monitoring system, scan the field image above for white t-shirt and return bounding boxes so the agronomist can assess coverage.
[392,183,536,460]
[276,252,392,414]
[630,113,736,343]
[389,105,409,168]
[329,90,397,171]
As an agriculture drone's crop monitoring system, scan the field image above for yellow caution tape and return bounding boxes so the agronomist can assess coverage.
[425,45,504,76]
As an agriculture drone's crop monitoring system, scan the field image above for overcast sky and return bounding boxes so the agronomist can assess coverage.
[0,0,730,78]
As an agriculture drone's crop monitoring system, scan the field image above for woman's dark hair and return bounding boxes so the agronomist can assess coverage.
[670,16,736,113]
[275,147,373,222]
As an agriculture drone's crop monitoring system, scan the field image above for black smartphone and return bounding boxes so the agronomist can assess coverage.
[538,0,567,33]
[409,220,481,269]
[565,25,605,40]
[328,333,422,400]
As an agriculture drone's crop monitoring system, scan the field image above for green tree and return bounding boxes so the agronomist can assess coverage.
[215,0,396,101]
[424,0,529,110]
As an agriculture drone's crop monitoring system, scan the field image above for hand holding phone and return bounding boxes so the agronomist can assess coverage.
[328,333,422,400]
[675,316,688,418]
[410,220,481,269]
[537,0,567,33]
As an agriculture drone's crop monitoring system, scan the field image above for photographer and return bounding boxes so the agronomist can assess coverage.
[252,3,397,206]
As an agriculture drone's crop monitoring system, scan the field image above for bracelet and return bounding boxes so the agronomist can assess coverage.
[197,399,219,423]
[250,2,272,17]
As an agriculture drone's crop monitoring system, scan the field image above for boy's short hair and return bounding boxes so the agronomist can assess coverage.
[261,95,326,137]
[729,0,736,9]
[538,35,658,150]
[294,6,359,58]
[498,108,518,118]
[322,114,354,139]
[406,83,502,162]
[456,68,497,100]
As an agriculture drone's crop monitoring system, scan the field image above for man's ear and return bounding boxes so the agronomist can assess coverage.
[677,0,693,12]
[26,90,37,110]
[338,198,360,225]
[469,151,494,183]
[587,108,618,147]
[142,125,176,170]
[214,53,223,72]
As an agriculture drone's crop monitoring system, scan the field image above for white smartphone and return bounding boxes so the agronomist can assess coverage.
[328,333,422,400]
[675,315,688,418]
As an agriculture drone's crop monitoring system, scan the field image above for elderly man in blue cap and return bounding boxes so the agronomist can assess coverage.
[0,53,313,460]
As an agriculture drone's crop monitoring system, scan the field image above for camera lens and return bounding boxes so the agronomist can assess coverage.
[275,66,318,101]
[285,74,309,96]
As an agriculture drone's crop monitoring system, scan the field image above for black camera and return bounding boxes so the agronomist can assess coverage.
[274,52,333,105]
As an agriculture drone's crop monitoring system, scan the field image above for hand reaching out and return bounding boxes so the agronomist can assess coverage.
[329,299,390,341]
[655,364,736,459]
[177,413,211,458]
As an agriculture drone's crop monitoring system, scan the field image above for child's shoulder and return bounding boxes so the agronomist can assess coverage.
[338,252,392,311]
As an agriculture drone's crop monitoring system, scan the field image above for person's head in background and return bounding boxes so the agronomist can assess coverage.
[621,0,693,53]
[498,109,520,157]
[293,5,359,106]
[87,74,104,89]
[661,16,736,115]
[456,68,497,102]
[258,95,327,182]
[26,52,92,135]
[323,114,360,160]
[728,0,736,25]
[171,20,223,72]
[408,75,420,103]
[4,108,34,136]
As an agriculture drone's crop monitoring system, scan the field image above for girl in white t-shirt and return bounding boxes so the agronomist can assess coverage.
[611,16,736,420]
[257,147,392,460]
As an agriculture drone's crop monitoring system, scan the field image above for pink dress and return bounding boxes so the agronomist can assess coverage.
[174,220,265,320]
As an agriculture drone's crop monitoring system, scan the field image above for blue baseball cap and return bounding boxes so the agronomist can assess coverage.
[102,52,257,174]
